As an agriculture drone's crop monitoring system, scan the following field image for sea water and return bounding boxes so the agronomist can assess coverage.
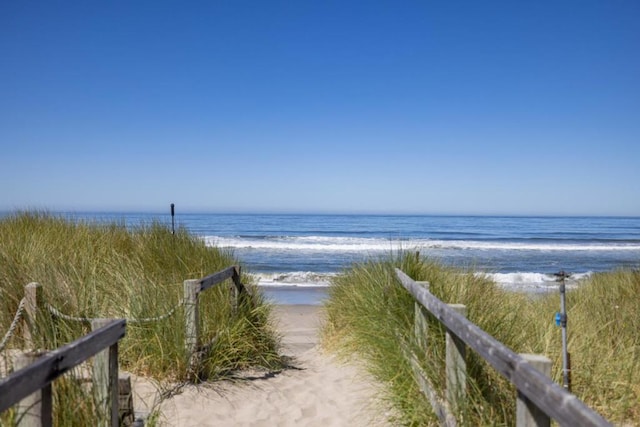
[55,213,640,304]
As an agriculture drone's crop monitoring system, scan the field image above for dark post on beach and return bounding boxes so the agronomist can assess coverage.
[555,270,572,392]
[171,203,175,235]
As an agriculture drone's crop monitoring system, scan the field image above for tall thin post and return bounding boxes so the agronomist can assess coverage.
[170,203,175,235]
[183,279,200,376]
[413,281,430,351]
[555,271,571,391]
[91,319,120,427]
[118,374,135,427]
[517,354,552,427]
[24,282,44,349]
[446,304,467,410]
[231,266,241,314]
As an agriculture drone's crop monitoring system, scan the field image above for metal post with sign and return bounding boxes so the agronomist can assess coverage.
[554,270,572,391]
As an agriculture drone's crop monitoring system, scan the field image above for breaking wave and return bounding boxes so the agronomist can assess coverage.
[205,235,640,252]
[250,270,593,292]
[253,271,335,287]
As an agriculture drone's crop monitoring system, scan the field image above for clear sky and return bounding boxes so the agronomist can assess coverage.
[1,1,639,216]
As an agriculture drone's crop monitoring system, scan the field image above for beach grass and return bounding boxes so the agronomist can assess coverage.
[322,252,640,426]
[0,211,282,425]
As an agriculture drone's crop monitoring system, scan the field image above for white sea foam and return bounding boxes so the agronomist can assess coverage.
[205,236,393,252]
[252,270,593,292]
[253,271,335,287]
[477,271,591,292]
[205,235,640,252]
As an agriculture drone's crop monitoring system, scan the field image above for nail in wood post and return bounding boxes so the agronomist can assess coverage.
[92,319,119,427]
[24,282,43,349]
[16,351,51,427]
[517,354,552,427]
[183,279,200,374]
[413,282,430,351]
[446,304,467,410]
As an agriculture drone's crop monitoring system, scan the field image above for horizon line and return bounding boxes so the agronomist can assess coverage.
[1,208,639,219]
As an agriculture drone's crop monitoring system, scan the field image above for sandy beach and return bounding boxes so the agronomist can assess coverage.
[133,305,392,427]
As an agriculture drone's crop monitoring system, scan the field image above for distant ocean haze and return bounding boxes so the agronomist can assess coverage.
[61,213,640,296]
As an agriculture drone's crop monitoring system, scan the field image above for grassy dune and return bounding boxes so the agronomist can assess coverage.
[323,252,640,426]
[0,212,282,425]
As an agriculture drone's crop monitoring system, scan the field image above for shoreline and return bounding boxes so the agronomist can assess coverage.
[257,271,596,305]
[261,286,328,305]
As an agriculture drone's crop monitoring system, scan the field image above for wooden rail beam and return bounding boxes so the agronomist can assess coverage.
[199,266,236,292]
[0,319,126,413]
[395,269,611,427]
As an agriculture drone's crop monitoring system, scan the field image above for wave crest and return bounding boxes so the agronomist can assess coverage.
[205,235,640,252]
[477,271,592,291]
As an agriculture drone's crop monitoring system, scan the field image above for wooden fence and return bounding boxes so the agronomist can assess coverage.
[183,265,249,378]
[395,268,612,427]
[0,265,249,424]
[0,319,126,427]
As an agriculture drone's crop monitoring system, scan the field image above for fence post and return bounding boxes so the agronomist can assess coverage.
[183,279,200,376]
[91,319,119,427]
[517,354,552,427]
[232,265,250,311]
[232,266,241,313]
[15,351,51,427]
[24,282,44,349]
[118,374,135,427]
[446,304,467,411]
[413,282,430,351]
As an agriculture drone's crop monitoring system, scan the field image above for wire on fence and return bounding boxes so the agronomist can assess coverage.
[127,300,183,324]
[46,300,184,324]
[0,298,27,352]
[46,304,96,323]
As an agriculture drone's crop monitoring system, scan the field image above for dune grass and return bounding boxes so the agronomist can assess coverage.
[322,252,640,426]
[0,211,282,425]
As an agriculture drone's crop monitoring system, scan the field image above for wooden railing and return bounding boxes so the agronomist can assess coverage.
[0,265,249,424]
[0,319,126,427]
[395,268,612,427]
[183,265,249,378]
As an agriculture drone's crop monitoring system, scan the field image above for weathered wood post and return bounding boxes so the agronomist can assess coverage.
[413,281,430,351]
[15,351,51,427]
[232,265,251,313]
[183,279,200,376]
[231,266,241,313]
[91,319,120,427]
[446,304,467,411]
[517,354,552,427]
[118,374,135,427]
[24,282,44,349]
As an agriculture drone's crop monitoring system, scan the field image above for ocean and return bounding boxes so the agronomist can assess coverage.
[43,213,640,304]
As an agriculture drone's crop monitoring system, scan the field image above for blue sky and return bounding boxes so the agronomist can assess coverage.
[1,1,639,216]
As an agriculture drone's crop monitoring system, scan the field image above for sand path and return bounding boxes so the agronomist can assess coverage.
[135,305,391,426]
